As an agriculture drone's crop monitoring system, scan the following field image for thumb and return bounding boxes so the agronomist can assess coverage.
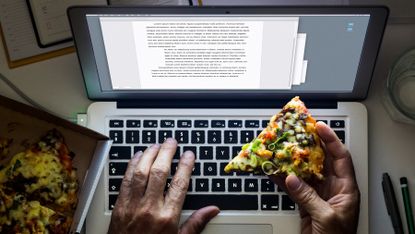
[180,206,220,234]
[285,174,328,217]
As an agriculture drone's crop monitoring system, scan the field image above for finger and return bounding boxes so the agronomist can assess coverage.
[179,206,220,234]
[130,144,160,199]
[114,151,142,210]
[119,151,143,196]
[145,138,177,199]
[316,122,356,179]
[164,150,195,216]
[285,175,331,219]
[268,174,287,192]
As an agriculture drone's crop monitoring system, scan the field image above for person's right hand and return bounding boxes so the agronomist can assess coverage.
[270,122,361,234]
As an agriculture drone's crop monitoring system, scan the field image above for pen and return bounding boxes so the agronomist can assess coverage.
[400,177,415,234]
[382,173,404,234]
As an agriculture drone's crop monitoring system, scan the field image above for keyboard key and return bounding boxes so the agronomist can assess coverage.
[165,178,172,191]
[261,195,279,210]
[109,120,123,128]
[173,146,180,159]
[183,195,258,210]
[235,171,251,176]
[175,130,189,143]
[161,120,175,128]
[262,120,268,128]
[143,120,158,128]
[224,131,238,144]
[228,179,242,192]
[183,146,197,156]
[228,120,242,128]
[334,130,346,144]
[194,120,209,128]
[109,194,118,210]
[244,179,258,192]
[171,163,178,175]
[192,162,201,176]
[216,146,230,160]
[195,179,209,192]
[188,179,193,192]
[110,120,124,128]
[109,178,123,192]
[159,130,173,143]
[241,131,254,143]
[178,120,192,128]
[220,162,233,176]
[245,120,259,128]
[109,162,128,176]
[126,120,140,128]
[232,146,242,158]
[211,179,226,192]
[257,130,262,136]
[282,195,296,210]
[109,130,123,144]
[261,179,275,192]
[199,147,213,160]
[204,162,217,176]
[191,131,205,144]
[207,131,221,144]
[330,120,345,128]
[317,120,328,124]
[126,130,140,143]
[142,130,156,143]
[211,120,225,128]
[134,146,147,154]
[109,146,131,160]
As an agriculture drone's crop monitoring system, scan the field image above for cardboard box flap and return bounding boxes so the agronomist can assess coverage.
[70,140,111,234]
[0,95,108,140]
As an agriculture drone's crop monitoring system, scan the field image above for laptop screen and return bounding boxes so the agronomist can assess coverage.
[69,7,387,103]
[86,14,368,92]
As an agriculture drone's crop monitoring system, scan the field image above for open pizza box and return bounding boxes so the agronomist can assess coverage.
[0,95,111,234]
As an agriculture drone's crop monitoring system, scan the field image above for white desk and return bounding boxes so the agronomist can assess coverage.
[1,22,415,234]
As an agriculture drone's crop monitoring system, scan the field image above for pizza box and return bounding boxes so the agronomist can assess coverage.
[0,95,111,234]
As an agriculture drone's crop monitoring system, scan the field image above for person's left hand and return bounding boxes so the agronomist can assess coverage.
[108,138,220,234]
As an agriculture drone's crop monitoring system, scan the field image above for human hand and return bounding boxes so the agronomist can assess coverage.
[108,138,220,234]
[270,122,360,234]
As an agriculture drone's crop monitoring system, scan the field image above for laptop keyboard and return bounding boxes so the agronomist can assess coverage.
[106,117,346,212]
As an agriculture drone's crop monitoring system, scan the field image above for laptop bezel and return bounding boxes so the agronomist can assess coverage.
[68,6,388,106]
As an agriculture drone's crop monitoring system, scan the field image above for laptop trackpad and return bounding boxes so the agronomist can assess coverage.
[202,224,273,234]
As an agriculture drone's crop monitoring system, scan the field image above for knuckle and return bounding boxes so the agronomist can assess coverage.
[133,168,148,180]
[151,166,170,177]
[158,213,176,228]
[169,177,188,192]
[138,204,156,220]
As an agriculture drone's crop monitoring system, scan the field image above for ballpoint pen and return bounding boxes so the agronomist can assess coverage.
[382,173,404,234]
[400,177,415,234]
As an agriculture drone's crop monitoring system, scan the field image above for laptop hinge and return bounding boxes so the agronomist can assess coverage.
[116,99,338,109]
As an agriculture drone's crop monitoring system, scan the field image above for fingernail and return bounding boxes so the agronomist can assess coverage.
[286,175,301,191]
[182,151,195,159]
[165,138,176,143]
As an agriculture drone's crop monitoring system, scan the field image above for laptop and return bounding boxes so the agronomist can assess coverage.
[68,6,388,234]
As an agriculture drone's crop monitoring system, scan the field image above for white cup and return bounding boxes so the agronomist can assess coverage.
[382,48,415,125]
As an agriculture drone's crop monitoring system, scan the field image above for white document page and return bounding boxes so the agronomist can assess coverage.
[301,60,308,83]
[101,16,299,90]
[292,33,306,85]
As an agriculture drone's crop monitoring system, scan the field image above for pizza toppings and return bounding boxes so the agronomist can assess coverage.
[0,129,78,233]
[224,96,325,179]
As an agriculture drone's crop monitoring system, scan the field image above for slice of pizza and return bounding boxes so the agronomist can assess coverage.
[224,96,325,179]
[0,129,78,214]
[0,186,72,234]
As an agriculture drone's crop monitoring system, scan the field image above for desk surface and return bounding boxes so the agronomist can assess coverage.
[1,22,415,234]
